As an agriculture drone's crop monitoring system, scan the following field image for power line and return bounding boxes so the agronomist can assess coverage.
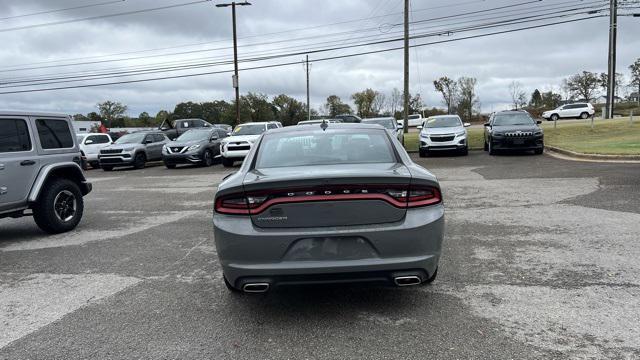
[0,15,605,95]
[0,3,607,88]
[0,4,606,88]
[0,0,601,75]
[0,0,126,21]
[0,0,212,33]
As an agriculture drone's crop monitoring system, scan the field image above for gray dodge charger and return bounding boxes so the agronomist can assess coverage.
[213,123,444,293]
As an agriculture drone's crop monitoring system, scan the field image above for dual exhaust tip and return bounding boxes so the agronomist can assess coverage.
[240,275,422,292]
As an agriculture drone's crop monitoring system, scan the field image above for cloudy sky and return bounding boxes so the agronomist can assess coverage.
[0,0,639,116]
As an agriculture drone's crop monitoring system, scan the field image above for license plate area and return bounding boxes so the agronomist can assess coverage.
[282,237,378,261]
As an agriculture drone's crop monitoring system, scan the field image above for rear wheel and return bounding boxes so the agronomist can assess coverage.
[223,276,241,293]
[133,153,146,169]
[579,112,589,119]
[222,157,234,167]
[102,165,113,171]
[422,268,438,285]
[33,178,84,234]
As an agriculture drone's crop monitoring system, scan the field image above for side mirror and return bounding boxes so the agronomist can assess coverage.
[84,139,94,145]
[210,136,219,141]
[416,125,423,130]
[536,120,542,125]
[484,123,491,127]
[160,127,168,131]
[463,123,471,127]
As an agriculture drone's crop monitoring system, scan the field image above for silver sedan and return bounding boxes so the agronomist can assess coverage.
[213,123,444,293]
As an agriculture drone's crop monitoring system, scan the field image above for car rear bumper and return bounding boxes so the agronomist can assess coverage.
[213,204,444,288]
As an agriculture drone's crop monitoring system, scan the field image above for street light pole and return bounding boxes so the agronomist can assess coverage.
[216,1,251,126]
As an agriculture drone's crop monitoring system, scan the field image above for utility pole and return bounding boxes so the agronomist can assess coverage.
[403,0,410,134]
[216,1,252,126]
[303,55,311,121]
[606,0,617,119]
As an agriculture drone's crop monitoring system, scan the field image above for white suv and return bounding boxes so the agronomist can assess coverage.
[542,103,595,121]
[77,133,112,169]
[220,121,281,167]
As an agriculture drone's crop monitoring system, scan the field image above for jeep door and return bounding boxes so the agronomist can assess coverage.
[0,117,40,210]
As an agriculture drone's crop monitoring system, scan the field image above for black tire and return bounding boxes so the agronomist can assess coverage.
[418,149,428,158]
[484,140,488,151]
[202,150,213,167]
[133,153,146,169]
[32,178,84,234]
[459,146,469,156]
[222,157,234,167]
[89,161,100,169]
[579,112,589,119]
[488,140,496,155]
[165,163,176,169]
[534,147,544,155]
[102,165,113,171]
[550,114,559,121]
[422,267,438,285]
[223,276,241,293]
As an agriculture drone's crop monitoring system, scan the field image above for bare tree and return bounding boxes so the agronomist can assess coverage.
[388,88,402,116]
[372,92,386,116]
[433,76,458,114]
[508,81,527,110]
[457,77,479,121]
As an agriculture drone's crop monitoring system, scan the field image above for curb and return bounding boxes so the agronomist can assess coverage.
[545,146,640,163]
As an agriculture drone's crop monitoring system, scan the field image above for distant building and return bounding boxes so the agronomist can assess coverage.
[72,121,101,134]
[630,92,640,103]
[594,95,622,104]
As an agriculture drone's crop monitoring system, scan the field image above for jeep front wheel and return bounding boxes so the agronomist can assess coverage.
[33,178,84,234]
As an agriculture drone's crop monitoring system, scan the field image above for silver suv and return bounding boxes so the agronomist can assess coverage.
[98,131,170,171]
[0,111,92,234]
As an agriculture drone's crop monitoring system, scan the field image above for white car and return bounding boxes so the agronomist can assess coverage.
[542,103,595,121]
[220,121,281,167]
[396,114,424,127]
[417,115,471,157]
[77,133,113,168]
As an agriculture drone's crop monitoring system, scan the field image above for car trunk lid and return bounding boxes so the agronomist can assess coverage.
[242,163,411,228]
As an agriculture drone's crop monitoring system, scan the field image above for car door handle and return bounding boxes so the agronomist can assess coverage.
[20,160,36,166]
[0,186,7,195]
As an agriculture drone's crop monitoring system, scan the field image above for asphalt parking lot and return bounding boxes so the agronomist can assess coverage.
[1,152,639,359]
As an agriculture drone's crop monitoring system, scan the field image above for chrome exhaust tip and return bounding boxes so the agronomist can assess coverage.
[394,275,422,287]
[242,282,270,293]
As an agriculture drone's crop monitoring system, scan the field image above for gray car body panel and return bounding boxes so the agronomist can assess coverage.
[212,123,444,288]
[98,131,169,167]
[162,129,224,165]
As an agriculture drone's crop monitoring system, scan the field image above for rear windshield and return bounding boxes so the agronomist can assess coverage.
[362,119,396,130]
[255,129,396,168]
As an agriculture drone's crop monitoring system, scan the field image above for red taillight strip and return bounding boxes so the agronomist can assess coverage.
[214,185,442,215]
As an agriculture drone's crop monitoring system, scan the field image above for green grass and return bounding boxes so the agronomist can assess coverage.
[402,118,640,155]
[540,117,640,155]
[403,128,484,152]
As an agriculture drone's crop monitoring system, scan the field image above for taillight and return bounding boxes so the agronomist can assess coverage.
[407,185,441,208]
[214,184,441,215]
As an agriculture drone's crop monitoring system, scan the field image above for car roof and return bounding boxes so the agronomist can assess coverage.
[266,123,385,134]
[238,121,275,125]
[0,110,69,118]
[496,110,528,114]
[427,114,460,118]
[363,117,395,121]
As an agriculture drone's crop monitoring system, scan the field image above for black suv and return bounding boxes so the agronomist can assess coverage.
[483,110,544,155]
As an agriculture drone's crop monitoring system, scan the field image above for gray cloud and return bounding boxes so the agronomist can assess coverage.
[0,0,639,116]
